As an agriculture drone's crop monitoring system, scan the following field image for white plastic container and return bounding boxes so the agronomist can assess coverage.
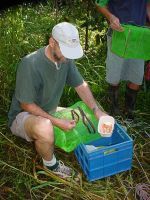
[98,116,115,137]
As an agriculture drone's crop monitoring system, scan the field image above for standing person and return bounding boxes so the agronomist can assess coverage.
[8,22,109,180]
[95,0,150,119]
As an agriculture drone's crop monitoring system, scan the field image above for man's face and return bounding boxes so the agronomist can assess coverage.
[52,39,66,63]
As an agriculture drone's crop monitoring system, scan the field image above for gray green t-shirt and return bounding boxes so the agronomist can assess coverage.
[8,47,83,127]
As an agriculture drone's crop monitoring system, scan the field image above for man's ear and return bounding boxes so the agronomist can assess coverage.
[49,37,55,48]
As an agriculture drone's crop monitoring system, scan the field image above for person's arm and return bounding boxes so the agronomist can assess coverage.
[75,81,107,119]
[95,1,123,32]
[20,102,76,131]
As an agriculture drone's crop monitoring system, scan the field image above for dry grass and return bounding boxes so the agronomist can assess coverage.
[0,113,150,199]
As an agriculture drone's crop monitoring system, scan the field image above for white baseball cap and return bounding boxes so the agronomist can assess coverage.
[52,22,83,59]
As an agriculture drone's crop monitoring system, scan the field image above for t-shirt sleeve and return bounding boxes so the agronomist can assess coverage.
[66,60,84,87]
[95,0,109,7]
[15,58,36,104]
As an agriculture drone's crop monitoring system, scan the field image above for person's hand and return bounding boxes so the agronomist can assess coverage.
[95,109,114,134]
[56,119,76,132]
[94,108,108,120]
[109,14,124,32]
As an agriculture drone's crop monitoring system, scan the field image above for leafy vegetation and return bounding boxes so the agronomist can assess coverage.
[0,0,150,199]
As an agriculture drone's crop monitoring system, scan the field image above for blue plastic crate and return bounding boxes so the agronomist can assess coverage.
[74,123,133,181]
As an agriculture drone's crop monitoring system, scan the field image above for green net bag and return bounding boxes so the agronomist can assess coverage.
[111,24,150,60]
[53,101,101,152]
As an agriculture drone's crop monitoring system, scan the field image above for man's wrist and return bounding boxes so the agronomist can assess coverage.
[92,106,99,114]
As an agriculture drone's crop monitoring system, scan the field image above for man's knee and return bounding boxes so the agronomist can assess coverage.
[127,82,140,90]
[26,116,54,142]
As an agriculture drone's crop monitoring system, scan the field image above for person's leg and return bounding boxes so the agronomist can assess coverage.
[106,36,125,116]
[124,59,144,119]
[124,84,139,119]
[11,113,56,164]
[25,115,80,179]
[24,115,54,161]
[127,83,140,90]
[10,112,79,180]
[108,84,120,116]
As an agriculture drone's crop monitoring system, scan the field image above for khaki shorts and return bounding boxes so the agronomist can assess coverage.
[10,112,33,142]
[106,36,144,85]
[10,107,65,142]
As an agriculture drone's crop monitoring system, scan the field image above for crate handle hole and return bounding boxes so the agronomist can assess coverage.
[104,148,117,155]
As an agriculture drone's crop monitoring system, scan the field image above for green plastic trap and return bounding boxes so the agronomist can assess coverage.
[111,24,150,60]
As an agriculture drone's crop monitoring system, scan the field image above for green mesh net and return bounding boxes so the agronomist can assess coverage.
[111,24,150,60]
[53,101,101,152]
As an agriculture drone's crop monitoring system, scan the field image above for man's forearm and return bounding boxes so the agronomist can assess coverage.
[20,102,59,126]
[95,3,112,21]
[96,3,123,32]
[75,81,101,113]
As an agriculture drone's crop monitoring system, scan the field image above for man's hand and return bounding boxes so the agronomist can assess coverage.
[109,14,124,32]
[20,102,76,132]
[94,108,108,120]
[56,119,76,132]
[95,4,123,32]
